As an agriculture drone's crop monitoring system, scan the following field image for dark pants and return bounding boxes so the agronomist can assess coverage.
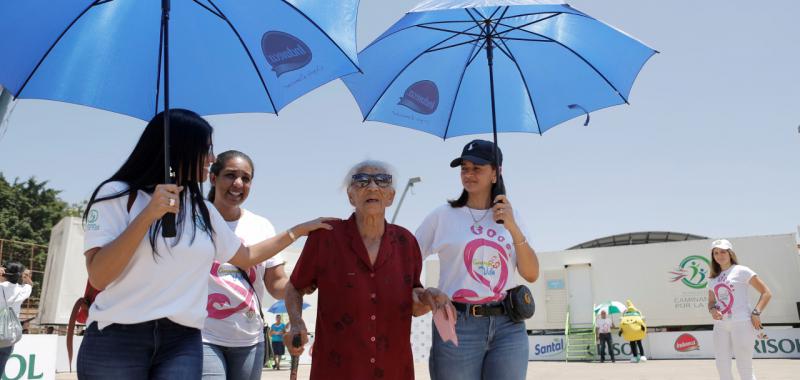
[77,319,202,380]
[630,339,645,357]
[0,345,14,375]
[598,333,614,362]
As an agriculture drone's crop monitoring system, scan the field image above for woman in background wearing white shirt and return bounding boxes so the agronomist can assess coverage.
[416,140,539,380]
[0,263,32,373]
[707,239,772,380]
[77,110,332,380]
[202,150,318,379]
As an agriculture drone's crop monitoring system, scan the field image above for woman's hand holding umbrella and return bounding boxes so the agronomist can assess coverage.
[143,184,184,221]
[492,194,518,228]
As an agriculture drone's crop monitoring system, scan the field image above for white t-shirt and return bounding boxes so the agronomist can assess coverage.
[0,282,32,316]
[202,209,286,347]
[596,317,613,334]
[83,181,241,330]
[708,264,757,322]
[415,204,530,303]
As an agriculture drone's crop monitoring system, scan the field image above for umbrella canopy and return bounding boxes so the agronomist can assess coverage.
[343,0,656,139]
[0,0,360,120]
[594,301,627,315]
[267,300,310,314]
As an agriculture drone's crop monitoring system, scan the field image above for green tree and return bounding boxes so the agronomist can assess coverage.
[0,173,82,245]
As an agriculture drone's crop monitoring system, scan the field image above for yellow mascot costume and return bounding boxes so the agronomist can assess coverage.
[619,300,648,362]
[619,300,646,341]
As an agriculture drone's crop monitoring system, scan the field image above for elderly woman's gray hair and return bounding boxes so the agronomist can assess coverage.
[342,160,397,190]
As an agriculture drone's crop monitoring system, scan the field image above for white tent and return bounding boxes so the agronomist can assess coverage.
[38,217,87,325]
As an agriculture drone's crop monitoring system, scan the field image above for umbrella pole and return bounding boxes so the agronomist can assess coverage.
[485,21,506,223]
[161,0,177,237]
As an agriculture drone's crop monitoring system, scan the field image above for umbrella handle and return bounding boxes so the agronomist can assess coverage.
[161,172,177,237]
[491,175,507,224]
[290,334,302,380]
[162,213,177,237]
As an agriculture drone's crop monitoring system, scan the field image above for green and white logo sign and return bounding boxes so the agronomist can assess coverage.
[669,255,711,289]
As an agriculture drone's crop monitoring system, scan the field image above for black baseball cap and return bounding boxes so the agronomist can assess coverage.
[450,139,503,167]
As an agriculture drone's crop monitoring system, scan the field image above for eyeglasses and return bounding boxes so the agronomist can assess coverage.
[351,173,392,188]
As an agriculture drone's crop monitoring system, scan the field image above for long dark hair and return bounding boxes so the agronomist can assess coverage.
[709,249,740,279]
[447,163,500,208]
[207,150,255,202]
[83,109,215,255]
[2,262,25,284]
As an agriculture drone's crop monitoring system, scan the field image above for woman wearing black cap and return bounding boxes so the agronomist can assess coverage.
[416,139,539,380]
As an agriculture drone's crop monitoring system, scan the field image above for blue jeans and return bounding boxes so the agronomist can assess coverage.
[430,310,529,380]
[77,319,202,380]
[0,345,14,375]
[201,342,264,380]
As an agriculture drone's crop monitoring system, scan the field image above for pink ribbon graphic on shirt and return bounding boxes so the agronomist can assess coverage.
[207,261,256,319]
[452,238,509,303]
[713,283,734,316]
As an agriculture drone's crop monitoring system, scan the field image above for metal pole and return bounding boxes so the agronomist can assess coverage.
[485,19,506,222]
[161,0,176,237]
[391,177,421,224]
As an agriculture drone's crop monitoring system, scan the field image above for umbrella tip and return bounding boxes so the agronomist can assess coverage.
[568,104,590,126]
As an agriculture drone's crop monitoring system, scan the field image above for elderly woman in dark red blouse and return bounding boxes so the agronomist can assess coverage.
[284,160,449,380]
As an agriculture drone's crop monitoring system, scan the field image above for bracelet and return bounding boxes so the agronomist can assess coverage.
[513,238,528,247]
[287,229,298,242]
[751,309,761,316]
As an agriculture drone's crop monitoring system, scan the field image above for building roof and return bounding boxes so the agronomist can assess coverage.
[568,231,708,250]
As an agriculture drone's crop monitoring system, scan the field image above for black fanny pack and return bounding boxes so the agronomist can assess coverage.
[503,285,535,323]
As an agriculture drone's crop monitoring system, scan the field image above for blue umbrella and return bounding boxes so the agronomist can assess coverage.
[0,0,359,235]
[267,300,310,314]
[344,0,656,200]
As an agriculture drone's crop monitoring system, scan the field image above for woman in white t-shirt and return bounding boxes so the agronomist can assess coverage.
[416,140,540,380]
[201,150,311,379]
[0,263,33,374]
[707,239,772,380]
[77,110,333,380]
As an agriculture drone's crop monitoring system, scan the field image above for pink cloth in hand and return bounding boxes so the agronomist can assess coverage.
[433,306,458,346]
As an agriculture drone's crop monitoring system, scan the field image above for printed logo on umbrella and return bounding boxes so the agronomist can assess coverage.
[398,80,439,115]
[261,31,312,77]
[674,333,700,352]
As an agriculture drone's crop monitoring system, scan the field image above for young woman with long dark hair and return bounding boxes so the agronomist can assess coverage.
[77,110,332,379]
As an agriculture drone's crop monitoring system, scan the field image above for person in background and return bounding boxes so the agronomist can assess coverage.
[269,315,287,370]
[708,239,772,380]
[0,263,33,373]
[619,300,647,363]
[596,309,615,363]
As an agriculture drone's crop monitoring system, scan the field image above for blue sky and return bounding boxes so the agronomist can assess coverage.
[1,0,798,251]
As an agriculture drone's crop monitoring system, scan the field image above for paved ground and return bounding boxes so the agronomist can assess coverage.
[56,359,797,379]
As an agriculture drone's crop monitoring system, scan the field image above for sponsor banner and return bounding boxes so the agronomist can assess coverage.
[529,336,565,360]
[3,335,56,380]
[648,331,713,359]
[529,328,800,360]
[649,328,800,359]
[528,334,643,361]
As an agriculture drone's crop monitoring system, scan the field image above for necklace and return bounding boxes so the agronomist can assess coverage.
[467,207,491,228]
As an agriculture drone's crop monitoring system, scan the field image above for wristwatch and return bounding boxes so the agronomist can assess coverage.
[751,309,761,316]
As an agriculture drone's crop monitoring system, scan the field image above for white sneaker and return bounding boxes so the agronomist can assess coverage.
[640,356,648,362]
[630,357,638,363]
